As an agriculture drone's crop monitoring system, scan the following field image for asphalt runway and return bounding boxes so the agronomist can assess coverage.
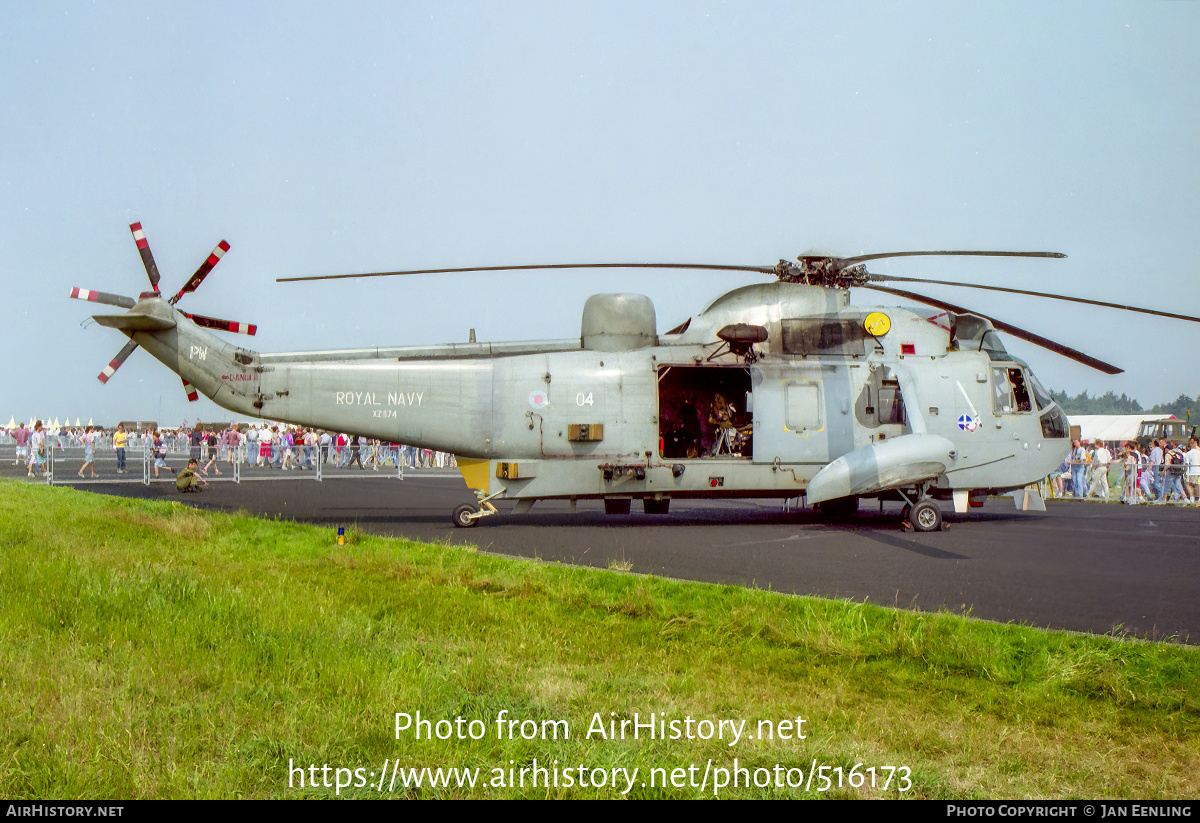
[29,461,1198,644]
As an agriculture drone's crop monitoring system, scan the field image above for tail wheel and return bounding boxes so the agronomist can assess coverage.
[452,504,479,528]
[909,500,943,532]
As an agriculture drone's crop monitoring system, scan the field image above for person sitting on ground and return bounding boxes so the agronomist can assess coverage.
[176,458,206,493]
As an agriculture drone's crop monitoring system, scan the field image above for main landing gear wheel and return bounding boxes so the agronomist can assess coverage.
[908,500,943,532]
[452,504,479,528]
[642,498,670,514]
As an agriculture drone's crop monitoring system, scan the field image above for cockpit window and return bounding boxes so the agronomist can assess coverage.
[1026,372,1053,411]
[992,366,1032,414]
[980,330,1008,355]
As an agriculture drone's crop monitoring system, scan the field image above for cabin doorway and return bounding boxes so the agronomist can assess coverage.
[657,365,752,459]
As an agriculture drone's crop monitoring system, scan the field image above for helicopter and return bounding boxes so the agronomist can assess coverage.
[71,223,1200,531]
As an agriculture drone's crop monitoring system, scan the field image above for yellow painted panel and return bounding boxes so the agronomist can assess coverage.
[457,457,491,495]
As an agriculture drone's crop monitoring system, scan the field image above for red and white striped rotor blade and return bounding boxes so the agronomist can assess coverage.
[98,340,139,384]
[181,378,199,402]
[170,240,230,305]
[69,287,136,309]
[129,222,162,293]
[182,312,258,336]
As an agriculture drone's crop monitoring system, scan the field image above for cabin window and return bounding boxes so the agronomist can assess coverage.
[877,384,907,425]
[855,371,907,429]
[784,383,822,430]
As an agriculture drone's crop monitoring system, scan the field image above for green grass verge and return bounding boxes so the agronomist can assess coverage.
[1,482,1196,798]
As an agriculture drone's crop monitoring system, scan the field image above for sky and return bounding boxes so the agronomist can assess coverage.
[2,1,1198,428]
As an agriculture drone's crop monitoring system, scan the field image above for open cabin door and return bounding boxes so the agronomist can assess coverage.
[657,365,753,459]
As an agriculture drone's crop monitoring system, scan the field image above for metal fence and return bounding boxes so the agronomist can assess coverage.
[0,437,470,486]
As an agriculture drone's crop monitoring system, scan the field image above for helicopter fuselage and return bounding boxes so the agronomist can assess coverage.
[126,282,1070,515]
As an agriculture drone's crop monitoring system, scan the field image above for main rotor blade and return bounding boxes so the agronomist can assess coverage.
[867,273,1200,324]
[277,262,776,283]
[170,240,230,305]
[863,284,1123,375]
[69,287,136,309]
[182,312,258,335]
[98,340,140,384]
[834,251,1066,270]
[129,222,162,293]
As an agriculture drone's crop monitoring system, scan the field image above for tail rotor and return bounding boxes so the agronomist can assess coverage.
[73,222,259,401]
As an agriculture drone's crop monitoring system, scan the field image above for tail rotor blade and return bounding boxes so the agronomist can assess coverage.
[69,287,135,309]
[181,312,257,335]
[98,340,140,384]
[181,378,199,402]
[129,222,162,293]
[170,240,230,305]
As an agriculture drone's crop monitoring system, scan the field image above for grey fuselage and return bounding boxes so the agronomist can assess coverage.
[126,282,1071,503]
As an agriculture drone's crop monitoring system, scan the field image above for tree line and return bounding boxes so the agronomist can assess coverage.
[1047,389,1195,419]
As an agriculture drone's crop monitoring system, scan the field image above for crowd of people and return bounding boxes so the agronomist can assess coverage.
[5,420,1198,506]
[1049,437,1200,505]
[2,420,457,481]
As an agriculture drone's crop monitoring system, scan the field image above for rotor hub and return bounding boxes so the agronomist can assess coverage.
[773,257,870,288]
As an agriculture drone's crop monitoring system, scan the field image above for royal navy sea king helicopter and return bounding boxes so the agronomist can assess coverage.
[71,223,1200,531]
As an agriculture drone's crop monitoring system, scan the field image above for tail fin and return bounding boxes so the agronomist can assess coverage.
[92,313,177,332]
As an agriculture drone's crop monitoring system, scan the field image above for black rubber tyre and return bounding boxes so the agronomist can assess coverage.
[604,498,632,515]
[642,498,670,514]
[452,504,479,528]
[909,500,942,532]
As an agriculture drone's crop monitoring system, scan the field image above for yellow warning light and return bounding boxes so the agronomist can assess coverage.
[864,312,891,336]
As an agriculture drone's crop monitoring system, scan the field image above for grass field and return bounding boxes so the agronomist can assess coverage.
[1,481,1196,798]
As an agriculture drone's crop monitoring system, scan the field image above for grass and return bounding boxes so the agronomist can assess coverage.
[0,481,1197,798]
